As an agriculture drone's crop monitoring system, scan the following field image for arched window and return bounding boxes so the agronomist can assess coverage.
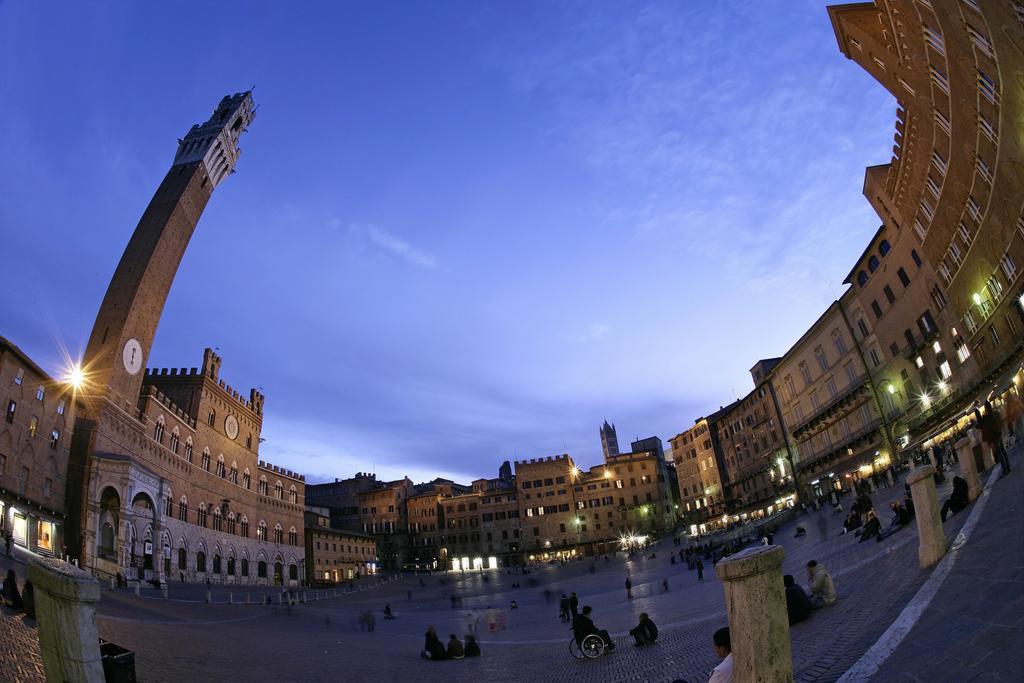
[273,524,283,544]
[240,516,250,538]
[178,547,187,570]
[178,496,189,521]
[258,560,267,578]
[216,455,226,478]
[227,513,237,535]
[289,564,298,581]
[184,438,193,463]
[241,558,249,576]
[868,255,880,272]
[288,527,297,546]
[197,504,208,528]
[212,507,222,531]
[154,416,165,444]
[243,469,251,489]
[878,239,891,256]
[212,554,222,574]
[857,271,868,286]
[165,493,174,518]
[201,449,211,471]
[258,477,268,496]
[207,409,216,426]
[196,550,207,573]
[257,520,267,542]
[275,481,283,500]
[169,429,180,454]
[289,485,297,504]
[230,462,238,484]
[227,556,236,575]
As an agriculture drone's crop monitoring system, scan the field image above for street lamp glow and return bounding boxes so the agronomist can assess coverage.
[920,393,931,407]
[887,384,896,394]
[972,292,982,305]
[603,469,612,479]
[937,380,947,392]
[65,363,85,390]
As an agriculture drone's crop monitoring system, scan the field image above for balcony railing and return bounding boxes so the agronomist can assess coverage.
[789,374,867,438]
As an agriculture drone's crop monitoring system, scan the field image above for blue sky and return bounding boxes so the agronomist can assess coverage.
[0,1,893,484]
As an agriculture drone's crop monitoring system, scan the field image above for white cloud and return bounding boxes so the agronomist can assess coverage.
[350,223,438,269]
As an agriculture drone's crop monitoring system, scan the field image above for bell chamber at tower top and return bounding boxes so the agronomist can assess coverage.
[172,91,256,190]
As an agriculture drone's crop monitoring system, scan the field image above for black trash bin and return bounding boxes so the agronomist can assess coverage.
[99,640,137,683]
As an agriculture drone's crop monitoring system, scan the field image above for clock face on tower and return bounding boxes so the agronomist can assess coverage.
[122,338,143,375]
[224,414,239,440]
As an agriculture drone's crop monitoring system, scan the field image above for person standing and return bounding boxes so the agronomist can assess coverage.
[625,577,633,599]
[559,593,570,622]
[569,591,579,619]
[696,558,704,582]
[980,401,1011,477]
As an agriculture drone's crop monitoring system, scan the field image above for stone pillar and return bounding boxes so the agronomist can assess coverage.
[715,546,792,682]
[907,465,947,568]
[246,593,251,604]
[28,556,105,683]
[205,589,211,604]
[228,592,233,604]
[109,577,116,591]
[955,437,982,502]
[886,469,896,487]
[161,584,168,600]
[133,581,140,597]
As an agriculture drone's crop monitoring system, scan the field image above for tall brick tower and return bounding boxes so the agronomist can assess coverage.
[66,93,256,561]
[82,92,256,412]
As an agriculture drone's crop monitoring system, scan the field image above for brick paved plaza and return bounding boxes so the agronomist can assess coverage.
[2,448,1019,682]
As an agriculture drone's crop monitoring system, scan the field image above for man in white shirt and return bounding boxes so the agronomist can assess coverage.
[709,626,734,683]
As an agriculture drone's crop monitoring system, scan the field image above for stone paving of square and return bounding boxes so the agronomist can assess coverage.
[1,448,1019,682]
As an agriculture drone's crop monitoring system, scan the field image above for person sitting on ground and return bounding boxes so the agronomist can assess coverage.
[876,501,912,542]
[383,603,395,619]
[783,574,811,625]
[572,605,615,650]
[21,580,35,619]
[903,493,915,519]
[709,626,733,683]
[806,560,836,608]
[629,612,659,646]
[509,599,518,610]
[2,568,22,610]
[841,511,861,535]
[446,634,465,659]
[794,526,806,538]
[941,475,969,522]
[421,625,446,660]
[858,509,882,543]
[464,634,481,657]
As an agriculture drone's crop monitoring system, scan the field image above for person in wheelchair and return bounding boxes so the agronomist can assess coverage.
[572,605,615,651]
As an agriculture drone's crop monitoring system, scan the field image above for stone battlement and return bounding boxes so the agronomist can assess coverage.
[258,460,305,482]
[513,454,570,466]
[142,385,197,428]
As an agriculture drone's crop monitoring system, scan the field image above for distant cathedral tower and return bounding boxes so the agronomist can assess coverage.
[600,420,619,459]
[81,92,256,412]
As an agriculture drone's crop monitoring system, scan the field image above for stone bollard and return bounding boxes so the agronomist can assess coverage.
[229,592,233,604]
[955,436,982,502]
[278,592,283,604]
[301,591,306,604]
[109,577,116,591]
[205,589,211,604]
[133,582,140,597]
[246,593,251,604]
[886,469,896,487]
[333,588,338,597]
[28,557,105,682]
[715,545,793,682]
[161,584,168,600]
[829,490,838,506]
[907,465,947,568]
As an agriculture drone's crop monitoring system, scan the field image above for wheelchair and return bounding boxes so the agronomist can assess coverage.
[569,633,607,659]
